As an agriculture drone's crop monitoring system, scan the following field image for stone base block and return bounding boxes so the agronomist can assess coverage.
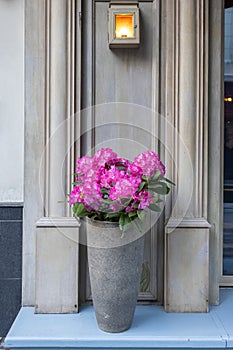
[35,217,80,314]
[164,218,210,312]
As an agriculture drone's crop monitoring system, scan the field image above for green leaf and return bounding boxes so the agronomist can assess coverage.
[153,170,162,180]
[138,181,146,192]
[119,215,125,231]
[128,211,137,218]
[100,188,109,194]
[105,212,120,219]
[137,210,147,222]
[119,214,131,232]
[72,181,82,186]
[117,165,127,170]
[148,188,157,196]
[163,177,176,186]
[146,193,163,203]
[120,197,132,206]
[101,198,113,204]
[124,216,132,231]
[132,218,142,232]
[148,183,163,189]
[149,181,170,195]
[72,203,89,217]
[142,175,150,181]
[149,203,161,212]
[154,185,170,195]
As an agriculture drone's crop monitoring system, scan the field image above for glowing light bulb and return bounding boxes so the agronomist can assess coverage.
[118,26,130,38]
[224,97,233,102]
[115,14,134,39]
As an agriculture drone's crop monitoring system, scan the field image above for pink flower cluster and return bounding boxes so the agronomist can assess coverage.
[133,150,166,177]
[69,148,166,213]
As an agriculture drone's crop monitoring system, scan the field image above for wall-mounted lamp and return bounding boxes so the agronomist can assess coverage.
[224,96,233,103]
[108,1,140,49]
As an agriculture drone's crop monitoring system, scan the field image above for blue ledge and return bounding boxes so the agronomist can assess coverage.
[4,289,233,349]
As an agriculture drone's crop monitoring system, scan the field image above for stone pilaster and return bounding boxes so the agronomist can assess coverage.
[24,0,81,311]
[162,0,211,311]
[23,0,47,306]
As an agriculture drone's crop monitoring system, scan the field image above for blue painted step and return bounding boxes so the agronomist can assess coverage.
[4,289,233,349]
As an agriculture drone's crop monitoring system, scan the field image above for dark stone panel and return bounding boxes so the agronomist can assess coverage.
[0,221,22,278]
[0,279,21,337]
[0,207,22,221]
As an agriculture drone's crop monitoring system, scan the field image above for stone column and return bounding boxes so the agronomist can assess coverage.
[162,0,211,312]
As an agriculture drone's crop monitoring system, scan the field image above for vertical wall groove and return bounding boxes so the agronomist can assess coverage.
[44,0,51,217]
[66,0,76,217]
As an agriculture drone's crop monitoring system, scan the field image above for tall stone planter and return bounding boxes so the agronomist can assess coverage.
[86,218,145,333]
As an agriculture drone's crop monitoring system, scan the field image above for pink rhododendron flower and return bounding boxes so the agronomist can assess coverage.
[109,178,140,202]
[93,148,117,167]
[133,150,166,176]
[128,163,143,177]
[137,190,154,210]
[76,156,93,180]
[69,185,84,205]
[97,165,123,188]
[85,168,98,182]
[110,203,124,212]
[69,148,172,230]
[125,191,153,212]
[82,180,102,211]
[106,158,130,168]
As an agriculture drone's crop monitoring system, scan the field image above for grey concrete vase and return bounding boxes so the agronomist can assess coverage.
[86,218,145,333]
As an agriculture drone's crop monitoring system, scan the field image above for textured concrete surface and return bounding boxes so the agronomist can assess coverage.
[87,219,145,333]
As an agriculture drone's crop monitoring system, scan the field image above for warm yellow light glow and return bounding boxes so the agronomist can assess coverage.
[115,14,134,39]
[224,97,233,102]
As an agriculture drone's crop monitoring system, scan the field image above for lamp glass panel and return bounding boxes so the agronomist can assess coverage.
[115,14,134,39]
